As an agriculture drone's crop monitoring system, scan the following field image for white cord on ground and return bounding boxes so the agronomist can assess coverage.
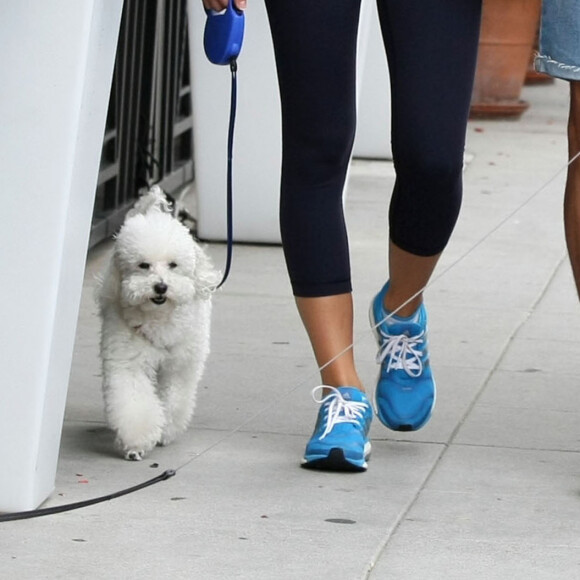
[175,149,580,474]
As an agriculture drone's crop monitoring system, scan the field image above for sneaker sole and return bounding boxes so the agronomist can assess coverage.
[368,301,436,432]
[374,397,435,431]
[301,443,371,472]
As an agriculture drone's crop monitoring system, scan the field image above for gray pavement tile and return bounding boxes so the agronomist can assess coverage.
[370,538,580,580]
[498,335,580,375]
[474,369,580,413]
[66,338,102,423]
[210,292,311,358]
[425,239,564,312]
[534,258,580,315]
[4,431,444,580]
[371,440,580,579]
[195,352,321,435]
[55,420,228,472]
[518,309,580,342]
[424,444,580,497]
[428,307,529,370]
[454,402,580,452]
[205,243,292,299]
[381,488,580,547]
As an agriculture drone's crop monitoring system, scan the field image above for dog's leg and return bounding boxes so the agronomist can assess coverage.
[157,365,200,447]
[102,364,166,461]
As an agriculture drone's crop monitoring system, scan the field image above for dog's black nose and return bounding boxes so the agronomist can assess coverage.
[154,282,168,295]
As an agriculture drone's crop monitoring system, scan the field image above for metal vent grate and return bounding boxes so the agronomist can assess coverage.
[91,0,194,248]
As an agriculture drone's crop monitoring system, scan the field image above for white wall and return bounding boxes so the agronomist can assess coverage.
[0,0,123,512]
[188,0,282,244]
[354,0,393,160]
[188,0,393,245]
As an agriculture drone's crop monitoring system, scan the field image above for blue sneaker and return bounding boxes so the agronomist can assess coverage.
[369,282,436,431]
[302,386,372,472]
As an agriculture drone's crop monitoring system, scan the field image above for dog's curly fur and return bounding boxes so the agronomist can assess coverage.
[96,188,219,460]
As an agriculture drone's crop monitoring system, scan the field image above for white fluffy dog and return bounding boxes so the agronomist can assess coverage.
[96,188,219,460]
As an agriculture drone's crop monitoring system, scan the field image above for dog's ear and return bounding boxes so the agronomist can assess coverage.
[193,244,221,299]
[127,185,172,218]
[95,252,122,310]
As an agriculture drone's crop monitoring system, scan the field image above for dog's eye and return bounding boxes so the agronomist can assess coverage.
[168,262,178,269]
[138,262,150,270]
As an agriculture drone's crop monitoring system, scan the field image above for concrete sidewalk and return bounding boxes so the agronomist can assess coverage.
[3,78,579,579]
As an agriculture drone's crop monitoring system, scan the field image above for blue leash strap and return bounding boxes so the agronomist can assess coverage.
[204,0,244,289]
[216,58,237,289]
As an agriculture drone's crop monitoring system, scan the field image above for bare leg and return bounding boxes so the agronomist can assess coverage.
[564,81,580,299]
[296,294,363,391]
[383,241,441,317]
[295,243,441,390]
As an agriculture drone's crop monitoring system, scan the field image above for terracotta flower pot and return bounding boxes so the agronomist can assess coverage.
[470,0,542,118]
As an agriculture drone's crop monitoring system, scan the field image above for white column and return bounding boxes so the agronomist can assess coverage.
[0,0,123,512]
[188,0,282,244]
[353,0,393,160]
[188,1,388,245]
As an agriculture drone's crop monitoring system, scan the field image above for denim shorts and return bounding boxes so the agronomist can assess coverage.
[535,0,580,81]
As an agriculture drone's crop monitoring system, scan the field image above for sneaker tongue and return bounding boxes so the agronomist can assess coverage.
[337,387,364,402]
[386,322,422,337]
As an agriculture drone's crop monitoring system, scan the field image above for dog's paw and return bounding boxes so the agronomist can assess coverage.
[158,431,176,448]
[158,435,175,448]
[111,405,165,461]
[124,449,145,461]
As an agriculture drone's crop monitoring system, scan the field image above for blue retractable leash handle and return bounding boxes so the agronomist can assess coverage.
[204,1,245,288]
[204,0,245,65]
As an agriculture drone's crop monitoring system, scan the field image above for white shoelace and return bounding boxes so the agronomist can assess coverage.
[312,385,368,440]
[376,329,425,378]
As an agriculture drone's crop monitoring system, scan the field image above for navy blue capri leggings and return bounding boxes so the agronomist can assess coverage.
[265,0,482,297]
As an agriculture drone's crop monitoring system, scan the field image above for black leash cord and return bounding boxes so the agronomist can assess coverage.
[0,469,176,522]
[216,58,238,289]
